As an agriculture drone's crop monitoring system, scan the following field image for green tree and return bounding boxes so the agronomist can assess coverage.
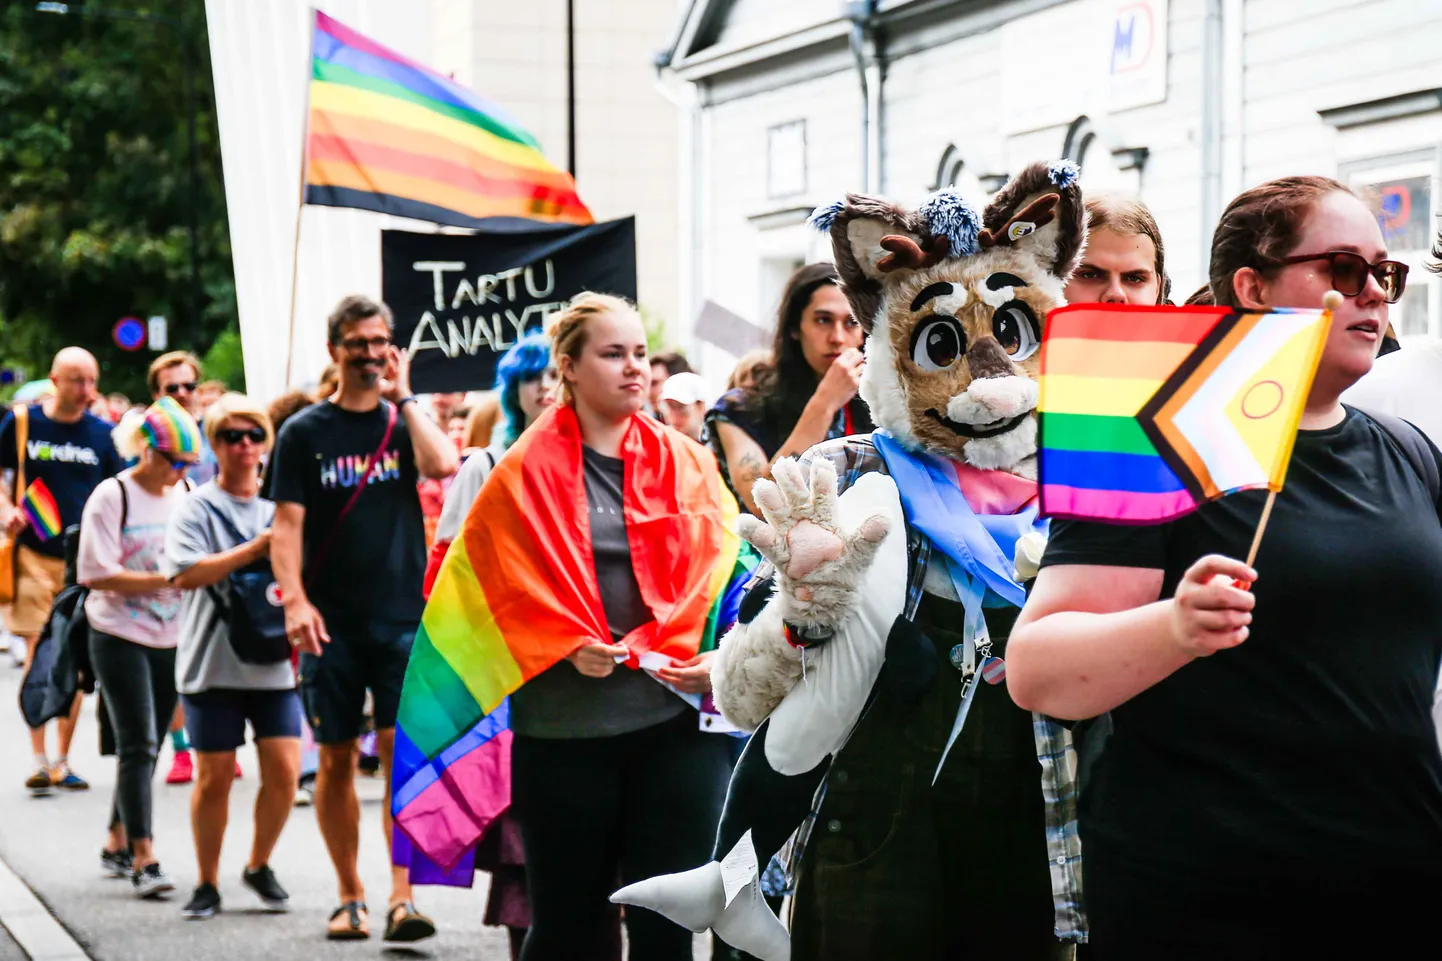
[0,0,236,401]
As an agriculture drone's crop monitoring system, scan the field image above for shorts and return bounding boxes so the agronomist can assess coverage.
[182,688,302,753]
[297,617,415,744]
[8,545,65,637]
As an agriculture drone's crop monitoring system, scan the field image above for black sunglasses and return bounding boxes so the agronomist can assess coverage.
[163,381,198,395]
[216,426,267,445]
[1272,251,1409,304]
[155,449,192,470]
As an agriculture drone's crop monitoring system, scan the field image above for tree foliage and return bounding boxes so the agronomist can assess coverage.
[0,0,235,400]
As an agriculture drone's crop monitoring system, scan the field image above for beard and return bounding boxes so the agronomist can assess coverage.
[349,357,383,388]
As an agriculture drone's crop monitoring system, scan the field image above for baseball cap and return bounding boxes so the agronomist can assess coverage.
[659,371,708,406]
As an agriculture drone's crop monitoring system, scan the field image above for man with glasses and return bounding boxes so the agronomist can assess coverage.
[0,347,123,795]
[269,294,457,943]
[146,351,222,787]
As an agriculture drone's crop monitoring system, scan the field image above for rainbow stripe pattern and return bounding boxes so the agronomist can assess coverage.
[21,479,61,542]
[1038,303,1332,524]
[142,397,203,455]
[304,12,591,227]
[392,405,756,879]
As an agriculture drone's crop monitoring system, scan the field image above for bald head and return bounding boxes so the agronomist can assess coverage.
[49,347,99,419]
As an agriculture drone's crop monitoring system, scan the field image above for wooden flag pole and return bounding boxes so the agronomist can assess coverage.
[1244,489,1277,569]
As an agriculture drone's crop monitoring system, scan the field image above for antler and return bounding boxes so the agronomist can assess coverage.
[877,234,951,273]
[978,194,1059,249]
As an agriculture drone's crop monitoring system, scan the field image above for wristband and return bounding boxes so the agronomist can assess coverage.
[396,395,418,410]
[784,621,835,649]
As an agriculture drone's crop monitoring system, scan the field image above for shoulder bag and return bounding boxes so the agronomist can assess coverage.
[0,404,31,604]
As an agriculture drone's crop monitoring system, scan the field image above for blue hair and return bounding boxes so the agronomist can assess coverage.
[495,330,553,450]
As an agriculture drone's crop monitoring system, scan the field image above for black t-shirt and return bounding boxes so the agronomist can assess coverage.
[268,401,424,623]
[1040,408,1442,895]
[0,405,123,557]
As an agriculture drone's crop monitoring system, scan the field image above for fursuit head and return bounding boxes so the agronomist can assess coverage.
[811,159,1087,477]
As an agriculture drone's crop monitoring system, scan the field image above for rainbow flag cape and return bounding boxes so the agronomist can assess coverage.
[1038,303,1332,524]
[20,478,60,542]
[304,12,591,227]
[392,405,756,878]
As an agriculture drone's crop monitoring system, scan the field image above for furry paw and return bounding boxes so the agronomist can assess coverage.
[737,459,890,629]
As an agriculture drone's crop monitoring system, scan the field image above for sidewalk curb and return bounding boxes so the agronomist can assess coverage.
[0,853,90,961]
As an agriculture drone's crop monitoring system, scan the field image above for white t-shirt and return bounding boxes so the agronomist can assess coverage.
[78,473,186,648]
[434,443,503,544]
[1342,339,1442,443]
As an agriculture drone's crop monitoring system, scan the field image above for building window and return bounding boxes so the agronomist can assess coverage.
[1343,151,1440,338]
[767,121,807,200]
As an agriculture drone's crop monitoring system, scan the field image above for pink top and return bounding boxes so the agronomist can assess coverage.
[78,473,185,649]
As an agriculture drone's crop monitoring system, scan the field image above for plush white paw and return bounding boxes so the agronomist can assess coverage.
[611,861,724,932]
[737,458,891,630]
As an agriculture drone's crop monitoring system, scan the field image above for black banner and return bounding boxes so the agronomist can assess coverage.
[381,217,637,393]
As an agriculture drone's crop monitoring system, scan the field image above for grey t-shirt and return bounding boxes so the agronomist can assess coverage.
[163,482,293,695]
[510,446,687,739]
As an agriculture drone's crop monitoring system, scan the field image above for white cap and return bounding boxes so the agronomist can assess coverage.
[658,371,708,406]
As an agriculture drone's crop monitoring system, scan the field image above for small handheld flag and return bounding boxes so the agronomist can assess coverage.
[1037,301,1333,525]
[21,478,61,542]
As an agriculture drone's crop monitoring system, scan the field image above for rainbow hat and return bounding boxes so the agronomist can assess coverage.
[142,396,203,454]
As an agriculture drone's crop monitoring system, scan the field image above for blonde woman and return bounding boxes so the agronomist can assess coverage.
[81,397,200,899]
[164,394,300,920]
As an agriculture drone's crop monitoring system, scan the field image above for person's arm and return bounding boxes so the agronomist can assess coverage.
[1006,555,1257,720]
[714,422,769,516]
[169,533,271,590]
[770,347,864,462]
[381,347,459,479]
[272,501,328,653]
[0,413,23,534]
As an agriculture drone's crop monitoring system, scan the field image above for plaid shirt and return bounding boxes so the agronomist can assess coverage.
[766,435,1088,942]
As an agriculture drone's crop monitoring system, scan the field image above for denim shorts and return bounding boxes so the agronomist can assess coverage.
[182,688,302,753]
[297,617,416,744]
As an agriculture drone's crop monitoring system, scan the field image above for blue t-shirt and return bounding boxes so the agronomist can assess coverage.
[0,405,124,557]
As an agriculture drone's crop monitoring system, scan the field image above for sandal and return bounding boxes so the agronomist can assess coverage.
[384,901,436,943]
[326,900,370,940]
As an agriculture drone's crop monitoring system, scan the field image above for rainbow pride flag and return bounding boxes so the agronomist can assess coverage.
[1038,303,1332,524]
[304,12,591,227]
[21,479,61,542]
[392,405,757,878]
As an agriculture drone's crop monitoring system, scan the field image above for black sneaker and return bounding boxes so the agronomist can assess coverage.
[132,863,175,899]
[181,883,221,920]
[100,848,133,878]
[241,865,289,912]
[25,767,52,797]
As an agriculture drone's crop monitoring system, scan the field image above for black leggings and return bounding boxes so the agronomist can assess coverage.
[511,712,730,961]
[89,629,177,846]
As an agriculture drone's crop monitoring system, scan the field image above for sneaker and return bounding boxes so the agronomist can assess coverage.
[100,848,133,878]
[132,863,175,899]
[5,633,24,668]
[181,883,221,920]
[241,865,290,912]
[293,784,313,808]
[52,766,89,791]
[165,750,193,785]
[26,767,53,796]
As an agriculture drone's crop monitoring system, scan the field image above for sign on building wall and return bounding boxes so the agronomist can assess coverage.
[381,218,637,393]
[1001,0,1169,134]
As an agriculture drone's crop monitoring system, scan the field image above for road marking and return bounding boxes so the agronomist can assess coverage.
[0,852,89,960]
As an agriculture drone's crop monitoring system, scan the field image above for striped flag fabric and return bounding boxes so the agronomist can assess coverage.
[304,11,592,227]
[1037,303,1332,524]
[20,478,61,542]
[392,405,758,876]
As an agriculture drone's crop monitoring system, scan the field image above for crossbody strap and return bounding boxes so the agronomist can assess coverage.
[305,401,398,584]
[13,404,27,504]
[1357,407,1441,504]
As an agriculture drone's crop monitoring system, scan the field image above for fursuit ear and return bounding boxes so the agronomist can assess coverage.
[810,195,930,332]
[979,160,1086,279]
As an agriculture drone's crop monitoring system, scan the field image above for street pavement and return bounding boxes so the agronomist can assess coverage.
[0,663,701,960]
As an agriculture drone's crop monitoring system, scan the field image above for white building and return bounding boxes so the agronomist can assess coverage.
[660,0,1442,376]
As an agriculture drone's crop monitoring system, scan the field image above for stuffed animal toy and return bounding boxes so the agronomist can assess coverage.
[613,161,1088,960]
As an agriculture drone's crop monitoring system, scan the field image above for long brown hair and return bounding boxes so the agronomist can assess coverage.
[1208,176,1351,307]
[743,263,849,437]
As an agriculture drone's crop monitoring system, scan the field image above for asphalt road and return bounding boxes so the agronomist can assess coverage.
[0,663,508,960]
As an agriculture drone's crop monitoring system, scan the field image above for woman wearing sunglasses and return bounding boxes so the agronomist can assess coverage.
[163,394,301,920]
[1007,177,1441,959]
[80,397,201,900]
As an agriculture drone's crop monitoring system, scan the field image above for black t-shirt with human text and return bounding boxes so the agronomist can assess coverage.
[268,401,425,623]
[0,405,124,558]
[1040,408,1442,899]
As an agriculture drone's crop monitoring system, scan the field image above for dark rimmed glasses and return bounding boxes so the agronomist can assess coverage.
[216,426,267,445]
[1272,251,1409,304]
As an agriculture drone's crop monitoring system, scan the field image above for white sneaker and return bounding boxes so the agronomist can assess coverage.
[132,863,175,899]
[6,634,25,668]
